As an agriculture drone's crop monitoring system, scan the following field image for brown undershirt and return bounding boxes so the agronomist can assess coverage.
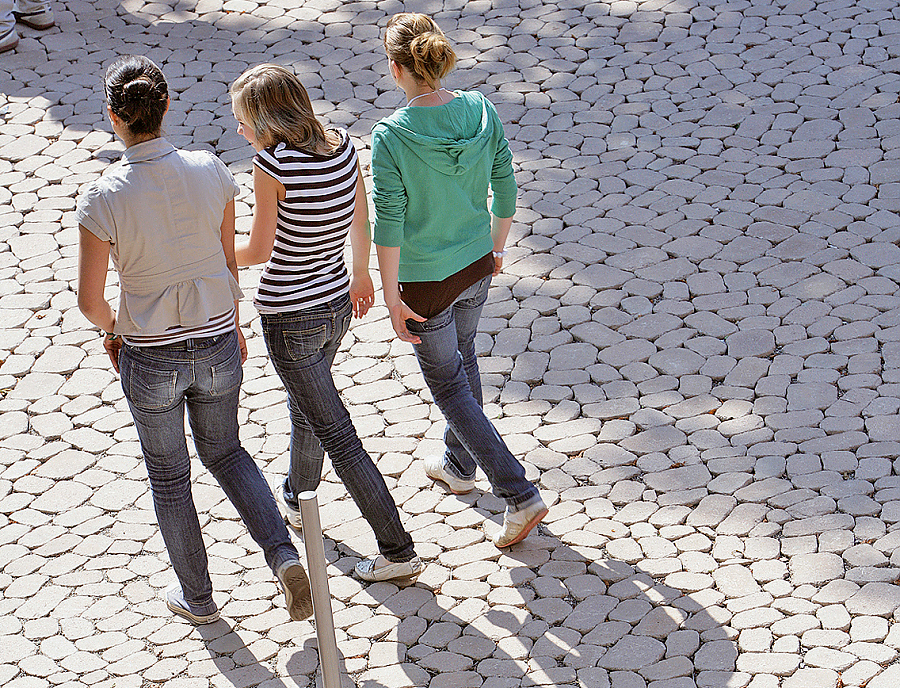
[399,253,494,320]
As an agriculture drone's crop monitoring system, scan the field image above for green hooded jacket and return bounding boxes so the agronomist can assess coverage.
[371,90,517,283]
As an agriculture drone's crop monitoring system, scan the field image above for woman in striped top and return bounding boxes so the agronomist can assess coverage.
[231,64,421,584]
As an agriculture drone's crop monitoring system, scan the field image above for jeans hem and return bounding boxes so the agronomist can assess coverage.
[444,452,476,481]
[507,489,542,510]
[271,547,302,573]
[186,598,218,616]
[387,555,418,564]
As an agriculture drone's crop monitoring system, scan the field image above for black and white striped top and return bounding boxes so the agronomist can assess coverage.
[253,129,358,313]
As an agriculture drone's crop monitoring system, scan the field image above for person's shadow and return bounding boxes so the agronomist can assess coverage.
[251,475,740,688]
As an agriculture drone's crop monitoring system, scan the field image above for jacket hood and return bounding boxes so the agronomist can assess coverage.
[374,94,494,176]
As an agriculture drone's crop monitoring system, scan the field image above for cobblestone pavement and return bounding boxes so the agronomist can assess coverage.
[2,0,900,686]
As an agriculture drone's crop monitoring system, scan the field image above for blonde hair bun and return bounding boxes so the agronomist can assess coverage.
[385,13,457,89]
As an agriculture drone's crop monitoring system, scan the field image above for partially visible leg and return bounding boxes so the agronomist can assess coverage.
[262,299,417,564]
[285,408,325,497]
[408,277,539,509]
[278,394,325,530]
[442,275,490,480]
[119,344,216,616]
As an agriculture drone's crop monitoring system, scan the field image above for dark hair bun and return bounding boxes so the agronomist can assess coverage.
[105,56,169,138]
[123,77,153,100]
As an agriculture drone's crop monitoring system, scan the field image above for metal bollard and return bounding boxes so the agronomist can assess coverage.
[297,490,342,688]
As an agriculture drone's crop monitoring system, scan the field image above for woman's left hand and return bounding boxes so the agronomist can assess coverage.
[387,300,425,344]
[350,273,375,318]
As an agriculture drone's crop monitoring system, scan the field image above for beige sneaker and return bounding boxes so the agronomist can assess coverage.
[355,555,423,585]
[165,584,220,625]
[275,559,312,621]
[423,455,475,494]
[14,0,55,30]
[0,26,19,53]
[492,498,548,548]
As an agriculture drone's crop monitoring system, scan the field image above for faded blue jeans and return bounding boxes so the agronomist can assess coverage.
[119,330,299,614]
[406,274,539,509]
[261,294,416,563]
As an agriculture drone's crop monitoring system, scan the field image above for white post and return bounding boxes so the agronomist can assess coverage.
[297,490,342,688]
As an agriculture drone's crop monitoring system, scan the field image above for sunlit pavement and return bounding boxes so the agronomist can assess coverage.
[2,1,900,687]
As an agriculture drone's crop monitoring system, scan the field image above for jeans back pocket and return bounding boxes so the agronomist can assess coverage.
[123,356,178,411]
[283,324,328,361]
[210,337,242,397]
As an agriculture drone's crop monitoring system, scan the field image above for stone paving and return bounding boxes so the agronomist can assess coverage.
[2,0,900,686]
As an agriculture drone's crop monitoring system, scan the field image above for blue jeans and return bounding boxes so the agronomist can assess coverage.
[261,294,416,563]
[407,275,539,508]
[119,331,299,613]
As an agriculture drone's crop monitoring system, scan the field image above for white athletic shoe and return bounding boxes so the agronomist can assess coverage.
[14,0,54,30]
[492,498,548,548]
[355,555,424,585]
[423,455,475,495]
[0,26,19,53]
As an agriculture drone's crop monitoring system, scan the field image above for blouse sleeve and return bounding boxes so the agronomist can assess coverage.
[75,182,115,243]
[253,146,283,184]
[209,152,240,203]
[371,126,408,248]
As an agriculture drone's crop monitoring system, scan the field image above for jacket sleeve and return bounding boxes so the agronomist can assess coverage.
[486,99,517,219]
[371,126,407,248]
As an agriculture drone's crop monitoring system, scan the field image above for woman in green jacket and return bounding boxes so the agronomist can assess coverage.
[372,13,547,548]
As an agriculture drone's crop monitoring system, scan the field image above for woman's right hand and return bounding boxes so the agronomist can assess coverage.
[103,335,123,373]
[350,272,375,319]
[236,327,248,364]
[387,300,426,345]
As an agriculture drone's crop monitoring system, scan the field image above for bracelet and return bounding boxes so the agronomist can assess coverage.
[104,331,120,341]
[492,250,507,258]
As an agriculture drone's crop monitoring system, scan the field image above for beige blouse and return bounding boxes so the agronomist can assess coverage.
[75,138,242,336]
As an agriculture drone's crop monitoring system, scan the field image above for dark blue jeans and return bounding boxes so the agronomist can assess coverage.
[261,294,416,563]
[119,331,299,613]
[407,275,539,509]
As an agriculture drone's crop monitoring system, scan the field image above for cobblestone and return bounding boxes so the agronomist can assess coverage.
[0,0,898,686]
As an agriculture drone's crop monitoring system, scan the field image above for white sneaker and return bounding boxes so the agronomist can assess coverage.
[492,498,548,548]
[14,0,54,30]
[0,26,19,53]
[275,559,312,621]
[355,555,423,585]
[277,483,302,532]
[423,455,475,495]
[165,584,220,625]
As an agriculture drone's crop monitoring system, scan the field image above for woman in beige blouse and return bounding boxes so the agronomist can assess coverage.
[76,55,312,626]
